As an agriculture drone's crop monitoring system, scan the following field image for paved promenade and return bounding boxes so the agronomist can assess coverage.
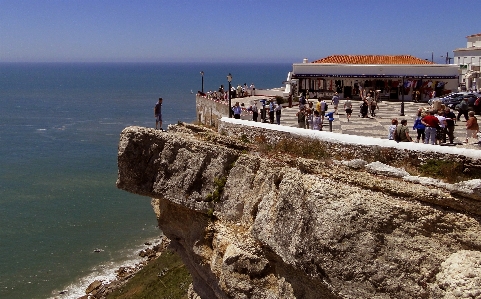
[236,97,481,150]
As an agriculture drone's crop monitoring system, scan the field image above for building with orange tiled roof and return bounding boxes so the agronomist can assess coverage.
[454,33,481,91]
[289,55,458,102]
[311,55,434,65]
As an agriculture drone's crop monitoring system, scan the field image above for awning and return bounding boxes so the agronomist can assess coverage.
[292,74,458,79]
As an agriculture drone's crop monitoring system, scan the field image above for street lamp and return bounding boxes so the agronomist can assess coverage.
[400,76,405,116]
[227,73,232,118]
[200,71,204,93]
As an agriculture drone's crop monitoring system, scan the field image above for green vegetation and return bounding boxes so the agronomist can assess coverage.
[106,249,192,299]
[416,159,480,183]
[240,134,250,143]
[207,208,214,218]
[256,137,329,160]
[205,176,227,203]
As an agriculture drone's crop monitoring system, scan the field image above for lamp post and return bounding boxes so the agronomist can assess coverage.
[200,71,204,93]
[400,76,405,116]
[227,73,232,118]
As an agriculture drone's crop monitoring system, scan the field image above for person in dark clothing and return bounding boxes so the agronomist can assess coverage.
[457,98,469,121]
[251,101,259,122]
[269,99,275,124]
[360,99,369,118]
[154,97,163,130]
[444,107,456,143]
[412,110,425,143]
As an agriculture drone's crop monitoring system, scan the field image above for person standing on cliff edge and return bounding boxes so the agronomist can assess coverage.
[154,97,163,130]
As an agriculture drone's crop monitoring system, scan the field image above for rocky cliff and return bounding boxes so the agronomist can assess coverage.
[117,124,481,299]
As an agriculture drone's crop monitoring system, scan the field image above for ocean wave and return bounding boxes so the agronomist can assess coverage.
[47,235,163,299]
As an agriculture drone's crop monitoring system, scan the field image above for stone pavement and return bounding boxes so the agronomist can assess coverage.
[241,98,481,149]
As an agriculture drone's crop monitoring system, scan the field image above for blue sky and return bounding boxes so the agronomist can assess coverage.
[1,0,479,63]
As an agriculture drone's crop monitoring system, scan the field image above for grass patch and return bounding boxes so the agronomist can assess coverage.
[416,160,481,183]
[106,249,192,299]
[257,138,329,160]
[205,176,227,202]
[240,134,250,143]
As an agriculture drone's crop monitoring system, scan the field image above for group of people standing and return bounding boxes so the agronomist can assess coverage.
[202,83,256,102]
[247,98,282,124]
[360,92,379,118]
[389,107,479,145]
[296,92,344,130]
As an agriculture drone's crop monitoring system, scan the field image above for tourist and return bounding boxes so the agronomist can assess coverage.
[320,99,327,123]
[250,100,258,122]
[218,85,225,97]
[250,83,255,96]
[296,107,306,128]
[395,119,412,142]
[370,97,378,117]
[315,98,322,115]
[414,90,421,103]
[331,92,340,114]
[435,110,447,144]
[232,102,242,119]
[444,108,456,143]
[388,119,398,140]
[154,97,163,130]
[236,84,242,98]
[456,97,469,121]
[421,110,440,145]
[464,111,479,143]
[360,99,369,118]
[311,110,322,130]
[305,101,314,129]
[269,99,275,124]
[412,110,425,143]
[275,101,282,125]
[344,96,353,122]
[299,93,306,109]
[365,93,373,108]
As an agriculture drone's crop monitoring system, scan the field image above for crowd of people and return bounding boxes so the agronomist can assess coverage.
[199,83,480,145]
[389,106,479,145]
[200,83,256,102]
[245,98,282,124]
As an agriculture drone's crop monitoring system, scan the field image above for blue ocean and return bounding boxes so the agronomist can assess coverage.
[0,62,291,299]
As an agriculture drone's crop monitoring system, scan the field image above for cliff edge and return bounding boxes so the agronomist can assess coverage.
[117,124,481,299]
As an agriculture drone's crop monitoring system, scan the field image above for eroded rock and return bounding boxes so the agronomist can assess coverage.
[117,125,481,299]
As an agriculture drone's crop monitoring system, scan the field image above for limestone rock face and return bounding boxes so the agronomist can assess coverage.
[117,125,481,299]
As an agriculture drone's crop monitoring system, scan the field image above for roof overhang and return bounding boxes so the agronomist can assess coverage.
[292,74,457,79]
[291,63,459,80]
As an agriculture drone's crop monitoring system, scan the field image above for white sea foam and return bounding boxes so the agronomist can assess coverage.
[47,236,162,299]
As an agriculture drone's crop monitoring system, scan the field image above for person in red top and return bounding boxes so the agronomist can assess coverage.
[421,110,440,145]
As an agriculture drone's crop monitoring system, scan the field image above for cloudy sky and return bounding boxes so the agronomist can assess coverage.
[1,0,479,63]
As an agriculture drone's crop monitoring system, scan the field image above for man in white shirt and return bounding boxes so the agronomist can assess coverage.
[435,110,447,144]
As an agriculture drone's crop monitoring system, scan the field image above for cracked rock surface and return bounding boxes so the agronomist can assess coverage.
[117,125,481,299]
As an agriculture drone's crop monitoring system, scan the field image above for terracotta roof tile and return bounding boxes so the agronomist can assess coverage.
[311,55,434,65]
[467,33,481,38]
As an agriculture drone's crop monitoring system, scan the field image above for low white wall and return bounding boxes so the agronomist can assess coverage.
[218,117,481,166]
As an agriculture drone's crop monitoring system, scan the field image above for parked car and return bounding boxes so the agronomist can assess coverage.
[449,93,481,112]
[427,92,469,106]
